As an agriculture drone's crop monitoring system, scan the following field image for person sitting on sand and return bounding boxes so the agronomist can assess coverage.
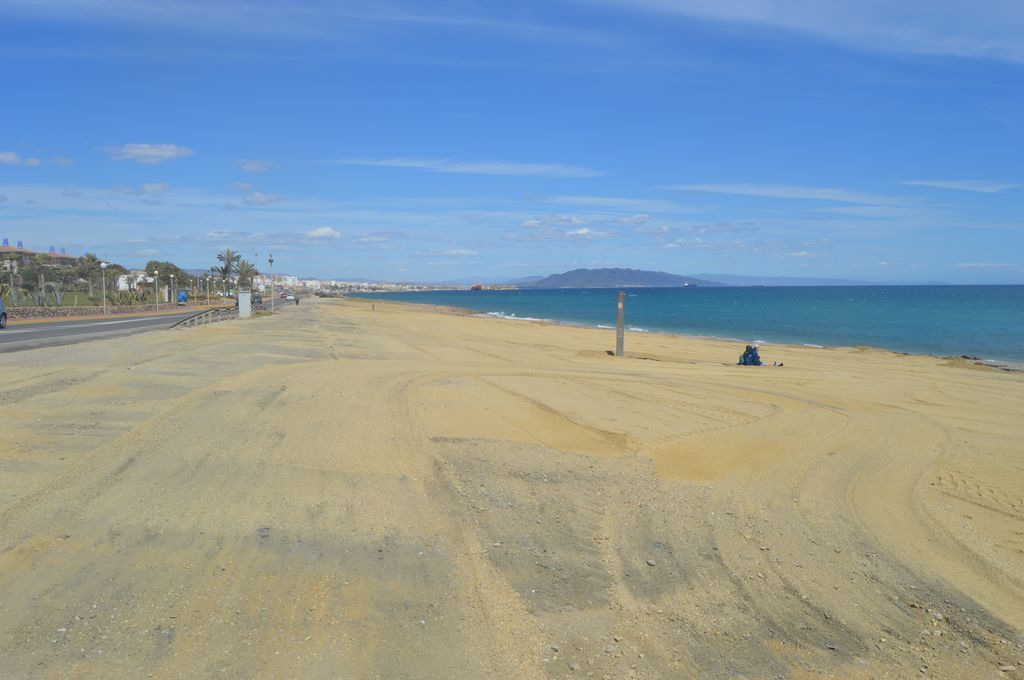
[738,344,782,367]
[739,345,763,366]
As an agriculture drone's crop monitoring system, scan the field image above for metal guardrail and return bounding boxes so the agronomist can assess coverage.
[171,306,238,328]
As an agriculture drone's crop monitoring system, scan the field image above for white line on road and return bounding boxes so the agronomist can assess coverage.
[2,316,186,334]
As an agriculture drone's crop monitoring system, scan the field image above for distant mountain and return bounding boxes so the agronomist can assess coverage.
[530,268,721,288]
[507,275,545,285]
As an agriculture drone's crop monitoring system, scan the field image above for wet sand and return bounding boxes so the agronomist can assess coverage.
[1,297,1021,678]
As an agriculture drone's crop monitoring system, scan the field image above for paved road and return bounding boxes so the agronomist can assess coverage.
[0,310,201,352]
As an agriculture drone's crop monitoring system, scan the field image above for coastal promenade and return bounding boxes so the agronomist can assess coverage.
[0,298,1021,677]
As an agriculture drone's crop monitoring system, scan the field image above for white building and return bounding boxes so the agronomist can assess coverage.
[117,271,153,291]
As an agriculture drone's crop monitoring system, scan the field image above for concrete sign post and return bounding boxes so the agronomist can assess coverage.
[238,291,252,319]
[615,290,625,357]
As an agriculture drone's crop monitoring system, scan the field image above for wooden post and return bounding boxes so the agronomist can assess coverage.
[615,290,625,357]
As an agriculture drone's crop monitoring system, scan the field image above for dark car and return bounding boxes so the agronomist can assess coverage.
[252,293,263,304]
[0,298,6,329]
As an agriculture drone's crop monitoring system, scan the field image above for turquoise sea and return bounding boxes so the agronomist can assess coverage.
[352,286,1024,364]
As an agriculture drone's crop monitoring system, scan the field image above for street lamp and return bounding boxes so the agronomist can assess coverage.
[170,274,176,305]
[153,269,159,310]
[268,252,274,313]
[100,261,108,315]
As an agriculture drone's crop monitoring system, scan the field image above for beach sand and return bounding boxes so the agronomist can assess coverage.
[0,297,1021,678]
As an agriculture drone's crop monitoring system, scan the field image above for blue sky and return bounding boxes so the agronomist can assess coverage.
[0,1,1021,283]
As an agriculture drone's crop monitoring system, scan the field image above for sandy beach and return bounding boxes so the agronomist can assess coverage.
[1,296,1021,678]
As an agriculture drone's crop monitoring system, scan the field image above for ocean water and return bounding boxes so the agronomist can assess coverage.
[351,286,1024,363]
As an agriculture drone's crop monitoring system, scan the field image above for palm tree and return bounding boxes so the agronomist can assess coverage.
[215,248,241,281]
[236,259,258,289]
[77,253,100,297]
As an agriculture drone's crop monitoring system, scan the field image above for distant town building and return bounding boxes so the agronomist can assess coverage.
[0,239,81,272]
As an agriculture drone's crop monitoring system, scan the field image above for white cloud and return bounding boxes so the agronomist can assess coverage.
[103,143,194,164]
[229,182,253,191]
[663,183,904,205]
[306,226,341,239]
[609,0,1024,63]
[237,159,271,172]
[787,251,816,258]
[331,157,604,178]
[441,248,477,256]
[955,262,1017,269]
[0,150,42,166]
[876,261,889,266]
[243,192,285,206]
[903,179,1022,194]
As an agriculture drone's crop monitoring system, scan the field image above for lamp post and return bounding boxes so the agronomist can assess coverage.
[268,252,274,313]
[170,274,175,306]
[153,269,159,310]
[100,261,108,315]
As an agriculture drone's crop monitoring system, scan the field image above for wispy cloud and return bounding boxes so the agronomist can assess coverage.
[237,159,271,173]
[329,157,604,178]
[955,262,1018,269]
[0,1,613,55]
[353,231,405,244]
[103,143,194,164]
[242,192,285,206]
[0,150,42,166]
[229,182,253,192]
[546,195,695,212]
[607,0,1024,63]
[515,211,650,242]
[441,248,478,256]
[663,183,905,205]
[903,179,1022,194]
[113,182,172,196]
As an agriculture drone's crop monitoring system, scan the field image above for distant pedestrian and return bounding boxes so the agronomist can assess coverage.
[295,297,299,306]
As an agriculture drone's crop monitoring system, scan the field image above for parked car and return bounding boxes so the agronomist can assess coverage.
[0,298,6,329]
[285,294,295,301]
[252,293,263,304]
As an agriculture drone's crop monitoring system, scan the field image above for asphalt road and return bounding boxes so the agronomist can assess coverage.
[0,310,201,352]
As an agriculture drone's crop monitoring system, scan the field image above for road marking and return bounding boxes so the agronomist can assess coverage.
[1,316,187,334]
